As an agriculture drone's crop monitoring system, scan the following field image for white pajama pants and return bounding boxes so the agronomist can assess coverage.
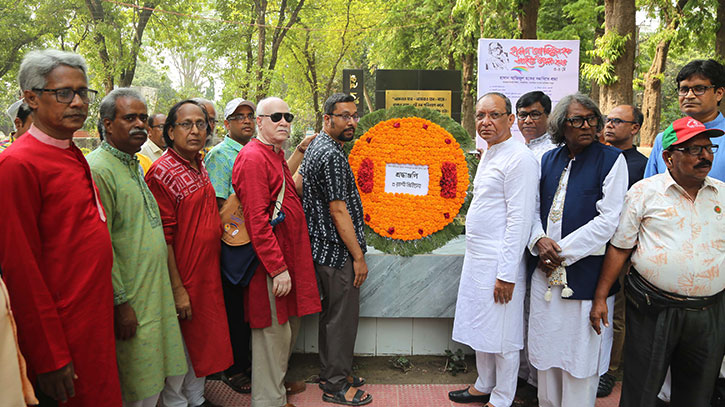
[537,367,598,407]
[473,350,519,407]
[160,341,206,407]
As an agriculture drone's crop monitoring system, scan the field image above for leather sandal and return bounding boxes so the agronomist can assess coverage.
[322,382,372,406]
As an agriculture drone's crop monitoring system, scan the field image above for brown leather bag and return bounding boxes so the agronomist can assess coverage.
[219,193,251,246]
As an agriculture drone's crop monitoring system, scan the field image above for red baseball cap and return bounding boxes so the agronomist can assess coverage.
[661,117,724,150]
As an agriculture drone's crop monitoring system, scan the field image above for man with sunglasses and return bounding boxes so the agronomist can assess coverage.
[297,93,372,406]
[645,59,725,180]
[528,94,628,406]
[139,113,166,162]
[591,117,725,406]
[232,97,321,407]
[0,49,122,406]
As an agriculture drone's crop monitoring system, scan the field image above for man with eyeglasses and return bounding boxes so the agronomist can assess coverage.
[595,104,649,398]
[642,58,725,407]
[528,94,628,407]
[450,93,539,407]
[0,49,122,406]
[591,117,725,406]
[146,99,233,407]
[645,59,725,180]
[517,91,556,162]
[139,113,167,162]
[87,88,187,407]
[296,93,372,406]
[232,97,321,407]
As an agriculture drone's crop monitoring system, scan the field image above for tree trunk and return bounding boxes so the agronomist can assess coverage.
[717,0,725,59]
[640,0,689,146]
[590,0,605,102]
[598,0,636,113]
[461,52,475,139]
[640,39,671,146]
[119,2,155,87]
[85,0,114,93]
[517,0,539,39]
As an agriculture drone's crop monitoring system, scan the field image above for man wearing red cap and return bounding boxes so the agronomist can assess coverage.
[591,117,725,407]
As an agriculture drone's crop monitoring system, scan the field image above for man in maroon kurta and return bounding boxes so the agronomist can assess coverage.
[145,99,232,407]
[232,97,321,407]
[0,49,121,406]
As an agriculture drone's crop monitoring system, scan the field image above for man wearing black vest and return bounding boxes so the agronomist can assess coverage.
[527,94,629,406]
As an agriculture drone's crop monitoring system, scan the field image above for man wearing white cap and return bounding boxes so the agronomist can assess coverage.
[205,97,315,395]
[2,100,32,153]
[205,97,258,394]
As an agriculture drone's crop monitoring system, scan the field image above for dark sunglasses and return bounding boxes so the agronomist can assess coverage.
[258,112,294,123]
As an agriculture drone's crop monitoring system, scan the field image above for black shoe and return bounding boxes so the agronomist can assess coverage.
[448,387,490,404]
[596,373,616,398]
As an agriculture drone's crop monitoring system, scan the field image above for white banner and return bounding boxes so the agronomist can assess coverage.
[476,39,580,149]
[384,163,429,196]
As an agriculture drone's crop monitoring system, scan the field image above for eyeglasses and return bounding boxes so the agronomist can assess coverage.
[150,124,164,129]
[228,113,255,121]
[208,118,217,127]
[517,110,544,121]
[605,117,638,126]
[121,113,149,123]
[566,115,599,128]
[33,87,98,104]
[330,113,360,122]
[671,144,719,155]
[174,120,208,131]
[475,111,508,121]
[677,85,717,96]
[258,112,294,123]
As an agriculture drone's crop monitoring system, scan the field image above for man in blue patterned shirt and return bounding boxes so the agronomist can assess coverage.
[297,93,372,406]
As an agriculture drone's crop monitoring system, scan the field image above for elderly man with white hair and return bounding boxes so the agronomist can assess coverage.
[0,49,121,406]
[232,97,321,407]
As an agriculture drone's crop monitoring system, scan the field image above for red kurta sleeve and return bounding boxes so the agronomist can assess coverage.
[0,155,71,374]
[232,147,287,277]
[145,168,178,245]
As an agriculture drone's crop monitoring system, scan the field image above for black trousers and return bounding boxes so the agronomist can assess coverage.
[620,282,725,407]
[221,272,252,377]
[315,257,360,393]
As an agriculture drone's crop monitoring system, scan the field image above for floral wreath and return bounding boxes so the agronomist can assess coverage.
[346,106,478,256]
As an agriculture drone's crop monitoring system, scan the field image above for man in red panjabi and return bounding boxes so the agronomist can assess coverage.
[0,49,120,406]
[232,96,321,407]
[145,99,232,407]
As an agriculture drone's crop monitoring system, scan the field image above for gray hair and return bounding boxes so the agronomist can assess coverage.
[18,49,88,91]
[548,93,604,145]
[99,88,146,121]
[477,92,512,114]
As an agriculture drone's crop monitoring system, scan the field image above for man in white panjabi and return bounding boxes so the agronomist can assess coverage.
[450,92,539,407]
[527,94,628,407]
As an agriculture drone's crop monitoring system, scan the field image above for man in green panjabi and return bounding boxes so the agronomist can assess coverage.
[87,88,187,407]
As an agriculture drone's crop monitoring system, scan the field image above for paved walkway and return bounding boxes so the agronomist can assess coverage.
[205,380,622,406]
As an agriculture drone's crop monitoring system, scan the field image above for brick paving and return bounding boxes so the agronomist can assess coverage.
[204,380,622,406]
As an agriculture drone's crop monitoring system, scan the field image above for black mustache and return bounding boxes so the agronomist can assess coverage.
[695,160,712,168]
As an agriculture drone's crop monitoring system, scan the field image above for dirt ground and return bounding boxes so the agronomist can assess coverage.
[287,354,478,385]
